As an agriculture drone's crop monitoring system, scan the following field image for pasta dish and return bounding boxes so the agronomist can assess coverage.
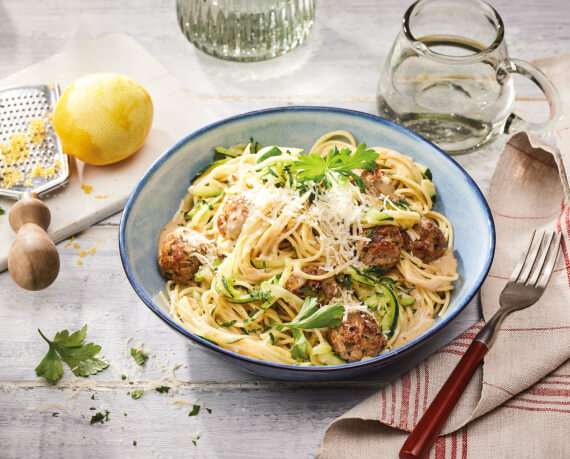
[158,131,458,366]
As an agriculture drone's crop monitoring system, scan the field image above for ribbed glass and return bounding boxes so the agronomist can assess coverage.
[177,0,316,61]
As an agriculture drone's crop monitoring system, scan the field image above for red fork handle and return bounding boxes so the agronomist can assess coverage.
[399,340,489,459]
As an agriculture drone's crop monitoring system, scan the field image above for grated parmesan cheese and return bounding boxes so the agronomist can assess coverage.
[81,183,93,194]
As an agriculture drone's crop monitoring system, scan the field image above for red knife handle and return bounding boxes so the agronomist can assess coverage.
[399,340,489,459]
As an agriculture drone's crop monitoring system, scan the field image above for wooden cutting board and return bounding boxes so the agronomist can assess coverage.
[0,33,217,272]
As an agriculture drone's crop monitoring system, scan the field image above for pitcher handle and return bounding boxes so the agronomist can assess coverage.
[500,58,561,135]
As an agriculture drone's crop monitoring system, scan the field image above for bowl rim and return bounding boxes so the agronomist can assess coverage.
[119,105,495,373]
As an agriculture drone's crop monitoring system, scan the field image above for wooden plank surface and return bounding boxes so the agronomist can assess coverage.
[1,0,568,457]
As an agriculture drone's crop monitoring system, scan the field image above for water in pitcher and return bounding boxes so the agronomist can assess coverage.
[377,35,515,154]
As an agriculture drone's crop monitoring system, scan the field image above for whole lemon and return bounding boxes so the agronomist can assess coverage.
[54,73,153,166]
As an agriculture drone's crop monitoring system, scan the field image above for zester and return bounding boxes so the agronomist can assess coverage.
[0,84,70,290]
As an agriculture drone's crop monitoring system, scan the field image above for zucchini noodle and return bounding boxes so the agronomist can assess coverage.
[158,131,458,365]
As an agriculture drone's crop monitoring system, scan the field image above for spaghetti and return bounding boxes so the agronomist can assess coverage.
[158,131,458,366]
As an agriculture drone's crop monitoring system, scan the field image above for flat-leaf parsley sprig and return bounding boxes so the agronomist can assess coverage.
[35,325,109,382]
[291,143,378,191]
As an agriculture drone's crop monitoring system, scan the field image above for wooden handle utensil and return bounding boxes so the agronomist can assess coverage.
[8,195,60,291]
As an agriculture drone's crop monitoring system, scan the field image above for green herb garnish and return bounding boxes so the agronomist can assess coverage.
[130,348,148,366]
[131,389,144,400]
[189,405,201,416]
[35,325,109,382]
[275,297,345,331]
[90,410,110,425]
[290,329,309,359]
[156,386,170,394]
[291,143,378,191]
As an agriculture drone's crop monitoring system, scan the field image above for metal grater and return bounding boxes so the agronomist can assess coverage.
[0,84,69,200]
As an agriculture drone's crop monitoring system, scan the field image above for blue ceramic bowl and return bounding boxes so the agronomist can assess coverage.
[119,107,495,381]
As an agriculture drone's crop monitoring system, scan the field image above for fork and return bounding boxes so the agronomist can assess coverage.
[400,230,562,459]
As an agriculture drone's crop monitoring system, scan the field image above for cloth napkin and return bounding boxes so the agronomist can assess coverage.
[319,54,570,459]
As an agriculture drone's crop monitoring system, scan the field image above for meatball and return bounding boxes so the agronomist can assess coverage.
[357,225,403,270]
[357,168,397,198]
[284,266,340,302]
[217,194,250,240]
[158,227,209,282]
[329,311,386,362]
[403,218,446,262]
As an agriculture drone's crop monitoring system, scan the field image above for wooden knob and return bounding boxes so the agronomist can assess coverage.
[8,197,60,291]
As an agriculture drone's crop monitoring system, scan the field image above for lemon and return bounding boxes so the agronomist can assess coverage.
[54,73,153,166]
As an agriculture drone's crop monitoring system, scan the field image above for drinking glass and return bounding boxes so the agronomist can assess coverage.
[376,0,560,154]
[177,0,316,62]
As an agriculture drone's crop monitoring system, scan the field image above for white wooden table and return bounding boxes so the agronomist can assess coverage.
[0,1,567,457]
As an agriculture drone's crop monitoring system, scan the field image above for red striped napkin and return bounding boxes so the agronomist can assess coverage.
[319,54,570,459]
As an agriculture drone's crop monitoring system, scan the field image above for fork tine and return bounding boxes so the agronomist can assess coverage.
[516,230,546,284]
[536,233,562,289]
[527,232,556,286]
[509,230,537,283]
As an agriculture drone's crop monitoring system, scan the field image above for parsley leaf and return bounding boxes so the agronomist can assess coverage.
[291,143,378,191]
[290,329,309,360]
[276,297,345,331]
[35,325,109,382]
[156,386,170,393]
[0,206,5,216]
[189,405,201,416]
[131,389,144,400]
[130,348,148,366]
[291,151,327,184]
[90,410,110,425]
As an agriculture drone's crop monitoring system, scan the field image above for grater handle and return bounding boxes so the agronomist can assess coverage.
[8,195,60,290]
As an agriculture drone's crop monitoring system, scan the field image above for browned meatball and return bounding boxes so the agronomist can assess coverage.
[217,194,250,240]
[158,227,207,282]
[403,217,446,262]
[358,168,396,198]
[357,225,403,269]
[329,311,386,362]
[284,266,340,302]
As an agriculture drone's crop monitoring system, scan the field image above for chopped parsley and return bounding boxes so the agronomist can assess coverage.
[52,412,58,417]
[35,325,109,382]
[188,405,200,416]
[155,386,170,393]
[121,374,127,380]
[130,348,148,366]
[133,440,137,447]
[0,207,4,216]
[90,410,110,425]
[131,389,144,400]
